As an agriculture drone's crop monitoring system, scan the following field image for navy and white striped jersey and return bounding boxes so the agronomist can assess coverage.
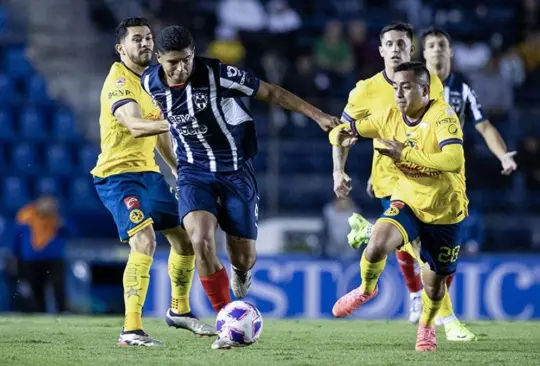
[443,72,487,127]
[141,57,260,172]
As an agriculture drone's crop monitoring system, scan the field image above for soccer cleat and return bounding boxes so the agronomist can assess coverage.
[415,323,437,352]
[165,309,217,336]
[117,330,164,347]
[408,293,422,324]
[211,336,232,350]
[444,320,477,341]
[230,265,252,299]
[347,213,372,249]
[332,286,379,318]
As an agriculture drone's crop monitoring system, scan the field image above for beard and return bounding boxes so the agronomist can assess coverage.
[130,51,152,68]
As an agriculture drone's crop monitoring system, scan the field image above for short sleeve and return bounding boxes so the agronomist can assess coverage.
[219,64,260,98]
[351,111,384,139]
[104,75,139,116]
[435,107,463,149]
[463,83,487,124]
[341,81,370,123]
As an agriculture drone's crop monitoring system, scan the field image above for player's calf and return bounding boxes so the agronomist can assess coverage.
[184,211,231,312]
[226,235,256,299]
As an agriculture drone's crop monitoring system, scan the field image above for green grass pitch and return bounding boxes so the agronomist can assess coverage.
[0,316,539,365]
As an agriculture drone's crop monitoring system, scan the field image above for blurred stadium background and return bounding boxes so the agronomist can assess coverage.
[0,0,539,321]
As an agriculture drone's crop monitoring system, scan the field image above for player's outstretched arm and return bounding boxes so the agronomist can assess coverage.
[475,120,517,175]
[156,131,178,178]
[255,81,340,132]
[114,101,169,138]
[397,142,465,173]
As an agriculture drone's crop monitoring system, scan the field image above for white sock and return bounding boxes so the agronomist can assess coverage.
[410,290,422,300]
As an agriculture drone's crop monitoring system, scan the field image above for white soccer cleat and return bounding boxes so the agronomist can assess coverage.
[117,330,164,347]
[165,309,217,336]
[444,320,477,341]
[211,336,232,350]
[408,294,422,324]
[230,265,252,299]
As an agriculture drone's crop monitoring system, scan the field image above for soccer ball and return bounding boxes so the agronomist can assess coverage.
[215,301,263,347]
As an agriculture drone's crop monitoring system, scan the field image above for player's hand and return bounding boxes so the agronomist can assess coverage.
[366,176,374,198]
[333,171,352,198]
[316,112,341,132]
[500,151,517,175]
[329,124,358,147]
[375,138,405,161]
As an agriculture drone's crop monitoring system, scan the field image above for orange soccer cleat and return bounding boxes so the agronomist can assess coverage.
[332,286,379,318]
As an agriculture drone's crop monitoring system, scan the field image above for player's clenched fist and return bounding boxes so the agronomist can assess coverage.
[329,124,358,147]
[333,171,352,198]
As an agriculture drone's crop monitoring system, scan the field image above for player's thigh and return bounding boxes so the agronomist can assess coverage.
[370,201,420,256]
[226,234,256,270]
[418,222,462,276]
[94,173,153,243]
[217,162,259,241]
[143,172,182,233]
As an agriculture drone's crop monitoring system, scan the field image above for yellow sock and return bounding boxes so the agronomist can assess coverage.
[168,249,195,314]
[420,289,443,326]
[438,285,454,318]
[123,252,153,331]
[359,253,387,293]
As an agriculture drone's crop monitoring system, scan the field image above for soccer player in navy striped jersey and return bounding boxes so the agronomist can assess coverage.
[421,27,518,174]
[141,26,340,349]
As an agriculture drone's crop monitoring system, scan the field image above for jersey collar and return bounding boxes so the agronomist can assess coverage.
[382,70,393,86]
[402,99,434,127]
[443,72,454,86]
[120,62,142,78]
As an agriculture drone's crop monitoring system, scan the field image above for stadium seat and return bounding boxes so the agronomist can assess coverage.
[4,46,34,79]
[68,176,101,212]
[12,143,38,174]
[46,144,74,175]
[52,108,79,141]
[0,109,15,141]
[27,74,51,104]
[79,145,100,173]
[0,74,18,105]
[20,107,48,141]
[2,176,31,212]
[35,176,62,197]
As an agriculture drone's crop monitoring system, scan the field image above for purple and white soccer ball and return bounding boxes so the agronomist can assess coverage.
[215,300,263,347]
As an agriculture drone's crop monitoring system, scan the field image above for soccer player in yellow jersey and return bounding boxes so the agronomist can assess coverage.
[91,18,215,346]
[330,62,467,351]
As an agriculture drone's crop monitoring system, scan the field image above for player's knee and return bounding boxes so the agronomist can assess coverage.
[190,230,216,261]
[129,225,156,256]
[366,222,403,261]
[422,270,447,301]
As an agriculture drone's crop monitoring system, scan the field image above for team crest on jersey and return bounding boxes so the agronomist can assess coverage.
[448,124,458,135]
[193,92,208,112]
[115,77,126,88]
[129,209,145,224]
[384,206,400,217]
[404,139,420,150]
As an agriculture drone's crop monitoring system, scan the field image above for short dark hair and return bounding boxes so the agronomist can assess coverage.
[115,17,150,44]
[395,61,431,84]
[379,22,414,41]
[156,25,194,53]
[420,27,452,47]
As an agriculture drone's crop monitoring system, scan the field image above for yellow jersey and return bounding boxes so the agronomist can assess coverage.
[350,99,468,225]
[91,62,162,178]
[341,70,445,198]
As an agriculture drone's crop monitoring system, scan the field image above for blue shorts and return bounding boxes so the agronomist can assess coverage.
[94,172,180,242]
[177,161,259,240]
[378,200,462,275]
